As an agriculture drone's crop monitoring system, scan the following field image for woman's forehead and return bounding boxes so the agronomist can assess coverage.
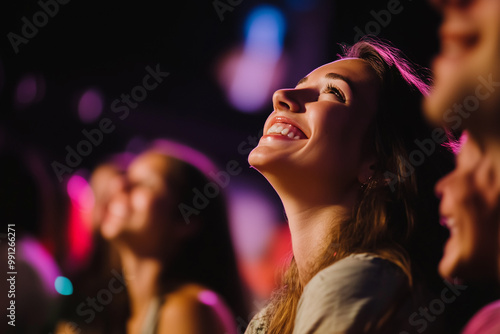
[302,58,379,88]
[315,59,373,78]
[129,152,170,175]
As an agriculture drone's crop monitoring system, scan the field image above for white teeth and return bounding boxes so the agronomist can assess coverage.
[266,125,276,135]
[266,123,303,139]
[443,218,458,236]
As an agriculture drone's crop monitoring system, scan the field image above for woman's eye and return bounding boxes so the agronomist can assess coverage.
[324,84,346,103]
[129,181,150,191]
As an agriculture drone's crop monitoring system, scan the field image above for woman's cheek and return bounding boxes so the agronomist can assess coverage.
[130,189,154,215]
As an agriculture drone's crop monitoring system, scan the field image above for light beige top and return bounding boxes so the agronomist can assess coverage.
[245,253,443,334]
[293,253,412,334]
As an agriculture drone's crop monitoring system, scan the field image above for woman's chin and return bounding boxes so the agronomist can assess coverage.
[438,236,460,279]
[438,256,458,282]
[100,216,124,241]
[248,146,278,171]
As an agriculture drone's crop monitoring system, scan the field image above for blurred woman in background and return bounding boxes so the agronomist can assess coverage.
[100,139,249,333]
[424,0,500,332]
[55,154,130,334]
[55,139,249,334]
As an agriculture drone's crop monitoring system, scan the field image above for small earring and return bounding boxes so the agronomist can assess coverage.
[360,176,373,189]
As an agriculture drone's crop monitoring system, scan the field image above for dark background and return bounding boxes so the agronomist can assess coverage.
[0,0,441,184]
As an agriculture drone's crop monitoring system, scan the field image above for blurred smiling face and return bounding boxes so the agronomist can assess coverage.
[248,58,380,201]
[435,134,499,281]
[424,0,500,132]
[101,152,180,255]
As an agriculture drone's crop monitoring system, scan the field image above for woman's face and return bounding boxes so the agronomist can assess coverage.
[90,164,123,230]
[248,58,380,201]
[424,0,500,131]
[436,134,499,281]
[101,152,180,254]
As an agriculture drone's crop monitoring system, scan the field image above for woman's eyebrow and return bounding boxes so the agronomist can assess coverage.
[296,72,354,91]
[325,72,354,91]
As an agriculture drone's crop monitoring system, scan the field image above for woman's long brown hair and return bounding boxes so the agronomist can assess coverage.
[265,36,454,334]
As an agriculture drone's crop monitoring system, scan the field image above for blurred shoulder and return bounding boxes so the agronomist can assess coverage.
[157,283,234,334]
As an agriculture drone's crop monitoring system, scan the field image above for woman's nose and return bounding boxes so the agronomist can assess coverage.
[107,191,130,218]
[104,173,125,195]
[272,88,302,113]
[435,172,452,199]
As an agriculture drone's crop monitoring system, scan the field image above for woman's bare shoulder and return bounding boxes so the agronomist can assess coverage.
[157,283,229,334]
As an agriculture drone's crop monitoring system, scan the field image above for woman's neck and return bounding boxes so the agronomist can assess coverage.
[117,246,163,323]
[480,139,500,285]
[281,192,356,286]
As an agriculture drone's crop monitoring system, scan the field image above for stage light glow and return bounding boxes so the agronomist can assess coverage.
[243,5,286,61]
[151,139,218,176]
[14,74,45,108]
[78,89,103,123]
[66,174,94,271]
[67,174,95,211]
[198,290,236,334]
[227,184,279,261]
[16,76,36,105]
[19,236,61,296]
[198,290,219,306]
[125,136,148,154]
[222,5,287,113]
[54,276,73,295]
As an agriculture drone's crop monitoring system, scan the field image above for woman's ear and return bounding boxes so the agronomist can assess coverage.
[358,159,376,185]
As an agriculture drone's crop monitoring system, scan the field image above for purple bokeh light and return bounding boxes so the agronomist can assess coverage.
[198,290,219,306]
[198,290,237,334]
[227,183,280,261]
[19,236,61,296]
[151,138,218,176]
[217,5,287,113]
[67,174,94,211]
[15,74,45,108]
[78,89,104,123]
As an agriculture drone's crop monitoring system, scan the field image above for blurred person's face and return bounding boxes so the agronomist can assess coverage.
[424,0,500,137]
[248,59,379,203]
[435,133,500,281]
[101,152,183,256]
[90,164,123,230]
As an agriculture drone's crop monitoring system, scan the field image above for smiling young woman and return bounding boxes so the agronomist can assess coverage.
[69,139,251,334]
[245,37,456,334]
[423,1,500,332]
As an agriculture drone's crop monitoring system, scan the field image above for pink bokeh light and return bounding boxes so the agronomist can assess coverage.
[19,236,61,296]
[198,290,219,306]
[14,73,46,108]
[198,290,236,334]
[66,174,94,271]
[151,139,218,176]
[216,5,287,113]
[78,89,104,123]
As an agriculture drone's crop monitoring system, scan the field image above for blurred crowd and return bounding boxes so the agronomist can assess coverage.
[2,1,500,334]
